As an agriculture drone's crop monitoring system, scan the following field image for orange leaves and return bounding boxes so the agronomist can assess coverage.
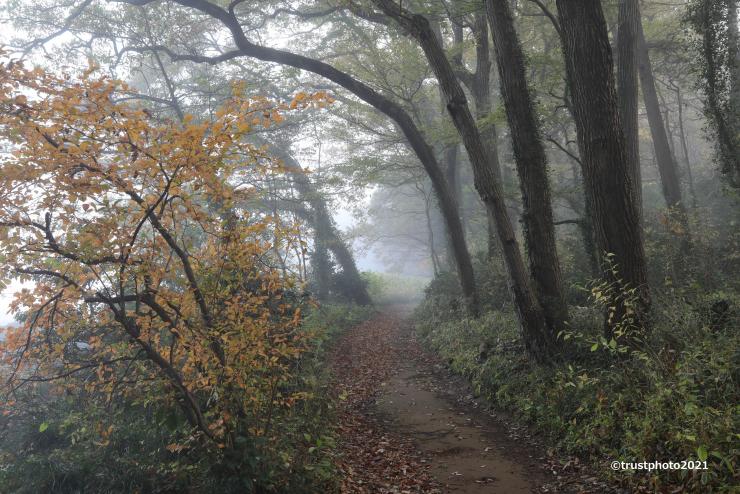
[166,443,187,453]
[0,57,316,445]
[289,90,334,110]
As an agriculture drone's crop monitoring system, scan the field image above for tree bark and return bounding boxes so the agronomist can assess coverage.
[637,20,692,262]
[423,190,442,276]
[616,0,642,220]
[452,12,518,257]
[373,0,554,361]
[468,14,507,263]
[444,144,461,215]
[161,0,480,314]
[443,143,463,270]
[485,0,569,333]
[555,0,650,327]
[312,227,331,301]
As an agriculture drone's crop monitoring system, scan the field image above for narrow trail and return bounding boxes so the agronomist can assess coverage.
[329,307,554,494]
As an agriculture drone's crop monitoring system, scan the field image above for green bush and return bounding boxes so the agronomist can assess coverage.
[415,285,739,493]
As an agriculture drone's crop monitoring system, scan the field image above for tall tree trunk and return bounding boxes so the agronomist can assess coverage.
[451,12,513,258]
[444,144,461,219]
[729,0,740,170]
[675,87,699,209]
[636,20,692,256]
[313,227,331,301]
[424,190,442,276]
[444,143,463,270]
[555,0,650,328]
[562,154,600,278]
[616,0,642,219]
[637,23,684,210]
[467,12,509,257]
[485,0,569,332]
[373,0,554,361]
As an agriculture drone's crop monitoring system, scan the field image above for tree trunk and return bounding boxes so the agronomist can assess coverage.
[555,0,650,328]
[468,16,510,262]
[444,144,461,217]
[451,12,508,261]
[424,191,442,276]
[373,0,554,361]
[485,0,569,332]
[461,12,522,257]
[271,147,373,305]
[444,143,463,270]
[675,87,698,209]
[313,227,331,301]
[637,22,684,211]
[616,0,642,220]
[693,0,740,185]
[636,20,692,259]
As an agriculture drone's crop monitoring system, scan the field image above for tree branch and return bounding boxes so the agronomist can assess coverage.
[526,0,562,40]
[546,137,582,165]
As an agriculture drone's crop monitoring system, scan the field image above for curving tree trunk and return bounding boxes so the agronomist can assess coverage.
[485,0,569,333]
[266,145,373,305]
[451,12,516,259]
[157,0,480,314]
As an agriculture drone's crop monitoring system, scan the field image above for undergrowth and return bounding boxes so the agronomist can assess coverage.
[415,280,739,493]
[0,303,373,494]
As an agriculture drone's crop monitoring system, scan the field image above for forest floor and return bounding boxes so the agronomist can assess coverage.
[329,306,622,494]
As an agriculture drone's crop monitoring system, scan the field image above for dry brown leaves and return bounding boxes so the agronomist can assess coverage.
[328,313,441,494]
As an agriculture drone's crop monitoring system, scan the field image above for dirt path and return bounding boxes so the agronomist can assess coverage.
[329,308,553,493]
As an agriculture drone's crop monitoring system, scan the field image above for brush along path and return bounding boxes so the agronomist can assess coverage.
[329,308,549,493]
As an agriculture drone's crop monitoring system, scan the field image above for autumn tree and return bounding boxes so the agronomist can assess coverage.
[0,58,328,481]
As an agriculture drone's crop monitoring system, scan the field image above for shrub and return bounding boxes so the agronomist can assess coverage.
[415,280,739,492]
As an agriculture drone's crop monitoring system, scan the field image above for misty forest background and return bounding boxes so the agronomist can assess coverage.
[0,0,738,493]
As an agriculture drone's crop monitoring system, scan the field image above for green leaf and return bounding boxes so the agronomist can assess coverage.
[697,445,708,461]
[590,343,599,352]
[39,422,49,433]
